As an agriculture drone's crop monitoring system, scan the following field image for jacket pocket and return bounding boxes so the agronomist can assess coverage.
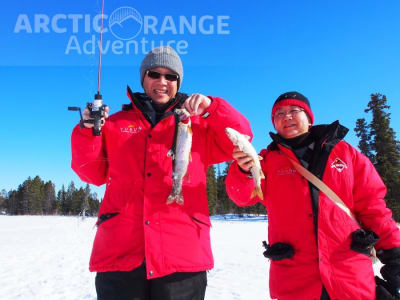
[191,214,211,227]
[96,212,120,227]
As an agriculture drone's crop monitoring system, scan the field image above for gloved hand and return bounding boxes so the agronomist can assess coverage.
[376,248,400,300]
[376,276,400,300]
[262,241,294,260]
[350,228,379,255]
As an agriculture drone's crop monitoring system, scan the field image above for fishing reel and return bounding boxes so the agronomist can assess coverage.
[68,92,107,136]
[68,0,107,136]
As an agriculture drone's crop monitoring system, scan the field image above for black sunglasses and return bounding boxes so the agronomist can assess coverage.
[146,70,179,82]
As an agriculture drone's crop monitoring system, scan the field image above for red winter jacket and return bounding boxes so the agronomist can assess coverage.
[226,122,400,300]
[71,89,252,279]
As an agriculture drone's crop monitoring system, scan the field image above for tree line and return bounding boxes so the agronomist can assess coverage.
[0,168,264,217]
[1,93,399,219]
[0,177,100,216]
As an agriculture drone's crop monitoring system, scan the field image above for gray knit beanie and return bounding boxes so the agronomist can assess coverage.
[140,46,184,89]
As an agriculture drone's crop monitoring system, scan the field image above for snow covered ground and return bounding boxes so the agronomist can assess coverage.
[0,215,382,300]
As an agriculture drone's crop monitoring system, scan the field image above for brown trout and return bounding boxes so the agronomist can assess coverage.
[167,109,192,205]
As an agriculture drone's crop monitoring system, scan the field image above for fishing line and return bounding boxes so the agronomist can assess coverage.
[97,0,105,94]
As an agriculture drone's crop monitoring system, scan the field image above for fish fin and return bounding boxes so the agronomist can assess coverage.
[251,186,264,200]
[188,125,193,135]
[166,195,175,205]
[176,195,184,205]
[250,188,256,199]
[244,134,251,140]
[258,155,263,160]
[260,170,265,179]
[167,149,174,159]
[189,152,192,162]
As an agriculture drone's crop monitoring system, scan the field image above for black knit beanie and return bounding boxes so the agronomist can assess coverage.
[271,91,314,125]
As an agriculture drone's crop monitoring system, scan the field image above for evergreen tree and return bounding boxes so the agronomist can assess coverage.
[355,93,400,220]
[7,190,19,215]
[57,185,67,215]
[65,181,78,215]
[71,185,84,215]
[206,166,218,216]
[88,192,101,216]
[354,118,373,162]
[29,176,44,215]
[0,189,7,213]
[20,179,31,214]
[216,162,235,215]
[43,181,56,215]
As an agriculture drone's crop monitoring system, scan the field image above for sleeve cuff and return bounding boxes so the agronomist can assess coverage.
[200,96,219,119]
[233,161,254,180]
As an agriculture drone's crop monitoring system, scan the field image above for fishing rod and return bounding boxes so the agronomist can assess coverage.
[68,0,107,136]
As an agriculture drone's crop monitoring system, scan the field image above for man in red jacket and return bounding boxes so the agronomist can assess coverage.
[71,46,252,300]
[226,91,400,300]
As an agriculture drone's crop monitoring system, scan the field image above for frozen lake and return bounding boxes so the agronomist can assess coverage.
[0,215,382,300]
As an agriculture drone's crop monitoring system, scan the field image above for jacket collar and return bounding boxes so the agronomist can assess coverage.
[125,85,188,126]
[268,121,349,151]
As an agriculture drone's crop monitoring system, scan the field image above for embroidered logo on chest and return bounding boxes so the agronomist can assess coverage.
[277,168,296,176]
[120,124,142,134]
[331,157,348,172]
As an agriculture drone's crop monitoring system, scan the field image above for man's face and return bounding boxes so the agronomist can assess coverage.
[273,105,311,139]
[143,67,178,105]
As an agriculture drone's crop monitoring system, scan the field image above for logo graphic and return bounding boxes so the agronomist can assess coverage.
[331,158,348,173]
[120,124,142,134]
[13,8,230,56]
[108,6,142,40]
[277,168,296,176]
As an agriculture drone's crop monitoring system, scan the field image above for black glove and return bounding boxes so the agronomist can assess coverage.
[262,241,294,260]
[376,276,400,300]
[350,228,379,255]
[376,248,400,299]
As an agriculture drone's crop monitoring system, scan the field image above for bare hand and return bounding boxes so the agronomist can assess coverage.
[232,146,254,173]
[82,106,110,128]
[183,94,211,116]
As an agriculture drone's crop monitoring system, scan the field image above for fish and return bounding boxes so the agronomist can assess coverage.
[167,108,193,205]
[225,127,265,200]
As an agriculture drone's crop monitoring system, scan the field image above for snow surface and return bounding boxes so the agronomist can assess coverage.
[0,215,382,300]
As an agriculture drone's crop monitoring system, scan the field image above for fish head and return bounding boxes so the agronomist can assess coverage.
[225,127,241,145]
[175,108,191,122]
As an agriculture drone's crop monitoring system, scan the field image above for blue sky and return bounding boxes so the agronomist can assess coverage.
[1,0,400,197]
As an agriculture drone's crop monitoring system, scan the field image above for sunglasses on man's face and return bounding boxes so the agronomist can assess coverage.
[146,70,179,82]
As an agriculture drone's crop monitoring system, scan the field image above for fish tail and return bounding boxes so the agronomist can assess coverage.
[166,194,175,205]
[251,186,263,200]
[166,188,184,205]
[175,194,184,205]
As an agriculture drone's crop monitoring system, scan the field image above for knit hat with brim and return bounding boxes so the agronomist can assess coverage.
[271,91,314,125]
[140,46,183,90]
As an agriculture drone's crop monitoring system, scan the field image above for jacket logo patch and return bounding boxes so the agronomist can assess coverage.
[277,168,296,176]
[120,124,142,134]
[331,157,348,172]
